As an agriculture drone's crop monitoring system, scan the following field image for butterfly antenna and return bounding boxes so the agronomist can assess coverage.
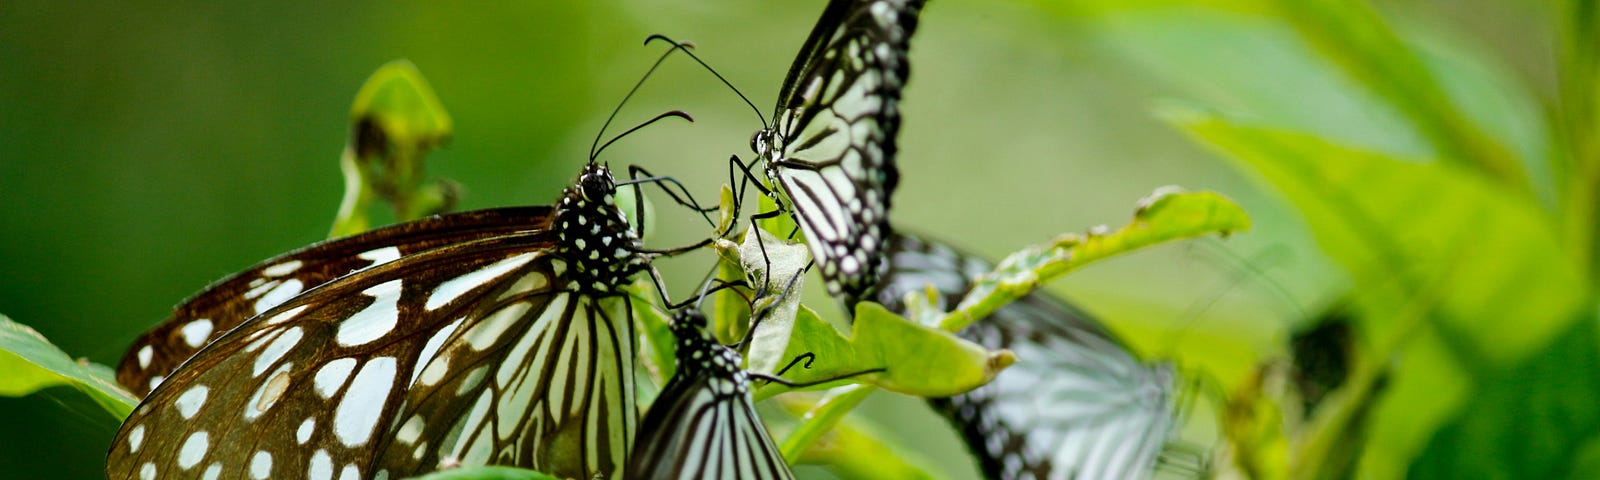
[592,110,694,162]
[588,38,700,163]
[645,34,767,130]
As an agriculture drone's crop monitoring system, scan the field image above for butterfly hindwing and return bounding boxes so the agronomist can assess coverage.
[117,206,554,397]
[758,0,925,301]
[876,233,1180,480]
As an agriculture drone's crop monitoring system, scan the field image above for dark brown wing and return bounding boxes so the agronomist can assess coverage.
[116,206,553,397]
[106,230,640,480]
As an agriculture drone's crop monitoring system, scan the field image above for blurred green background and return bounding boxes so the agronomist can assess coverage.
[0,0,1565,478]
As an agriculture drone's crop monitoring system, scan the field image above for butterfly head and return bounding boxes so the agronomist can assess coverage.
[555,164,646,294]
[749,129,779,160]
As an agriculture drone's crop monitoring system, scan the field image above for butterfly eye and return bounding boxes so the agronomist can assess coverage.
[580,169,615,203]
[749,131,766,155]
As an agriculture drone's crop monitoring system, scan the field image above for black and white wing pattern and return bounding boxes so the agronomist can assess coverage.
[116,206,554,397]
[875,233,1181,480]
[627,309,795,480]
[753,0,925,301]
[107,164,645,480]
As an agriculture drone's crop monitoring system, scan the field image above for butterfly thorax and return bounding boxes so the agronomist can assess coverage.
[671,312,750,396]
[751,128,787,199]
[551,164,646,295]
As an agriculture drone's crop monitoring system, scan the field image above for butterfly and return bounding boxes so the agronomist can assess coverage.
[626,307,795,480]
[107,163,654,480]
[873,233,1184,480]
[748,0,925,303]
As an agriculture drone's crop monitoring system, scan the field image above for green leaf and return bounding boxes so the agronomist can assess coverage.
[1171,108,1590,478]
[0,314,138,420]
[1257,0,1528,187]
[1409,315,1600,479]
[717,226,811,377]
[773,395,942,479]
[945,187,1251,332]
[331,60,457,237]
[1168,107,1586,366]
[403,466,557,480]
[751,303,1014,401]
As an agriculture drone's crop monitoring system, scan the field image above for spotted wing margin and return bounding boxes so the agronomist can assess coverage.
[117,206,554,397]
[877,233,1180,480]
[107,231,636,480]
[628,370,793,479]
[769,0,923,300]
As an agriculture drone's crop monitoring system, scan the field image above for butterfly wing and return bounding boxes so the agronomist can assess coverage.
[627,313,794,480]
[761,0,925,301]
[117,206,554,397]
[876,233,1180,480]
[107,231,639,480]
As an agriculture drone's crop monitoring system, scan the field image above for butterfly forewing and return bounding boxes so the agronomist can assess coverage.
[876,233,1181,480]
[117,206,554,397]
[627,311,794,480]
[760,0,925,301]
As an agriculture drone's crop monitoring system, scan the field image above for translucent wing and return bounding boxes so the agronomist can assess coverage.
[875,233,1180,480]
[627,310,794,480]
[117,206,554,397]
[107,165,646,480]
[756,0,925,301]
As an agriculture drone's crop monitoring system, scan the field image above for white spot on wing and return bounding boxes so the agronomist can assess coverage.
[426,254,535,311]
[464,301,531,351]
[339,464,361,480]
[253,327,303,376]
[297,418,316,444]
[334,356,396,446]
[245,363,293,420]
[254,279,304,314]
[202,463,221,480]
[261,259,304,277]
[128,424,145,452]
[178,431,209,469]
[336,280,403,346]
[265,305,309,325]
[175,385,209,419]
[358,246,402,268]
[308,449,334,480]
[398,414,425,444]
[414,319,463,387]
[139,463,155,480]
[180,319,214,348]
[250,451,273,479]
[136,345,153,369]
[314,358,358,398]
